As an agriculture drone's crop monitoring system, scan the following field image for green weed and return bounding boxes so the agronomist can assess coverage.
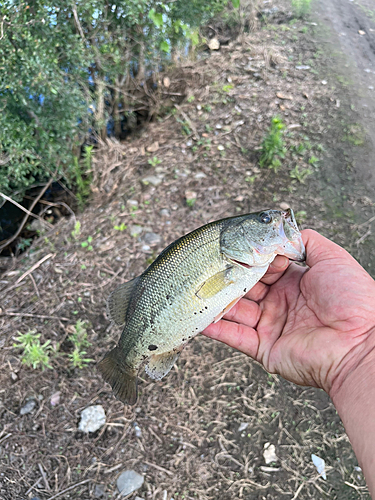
[14,331,52,370]
[290,165,312,183]
[71,221,81,239]
[259,117,287,172]
[68,320,92,369]
[114,222,127,231]
[291,0,312,18]
[148,156,162,167]
[81,235,93,250]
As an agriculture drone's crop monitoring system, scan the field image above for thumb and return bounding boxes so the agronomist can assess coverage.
[302,229,359,269]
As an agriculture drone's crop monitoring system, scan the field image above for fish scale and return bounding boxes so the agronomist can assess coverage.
[98,209,305,405]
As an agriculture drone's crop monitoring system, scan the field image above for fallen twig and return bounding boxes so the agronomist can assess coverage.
[0,193,54,229]
[46,479,91,500]
[16,253,55,284]
[1,311,70,321]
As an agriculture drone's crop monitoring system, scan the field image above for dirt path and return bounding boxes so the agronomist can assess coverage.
[317,0,375,187]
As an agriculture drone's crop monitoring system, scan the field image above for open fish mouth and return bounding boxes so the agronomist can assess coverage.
[278,209,306,262]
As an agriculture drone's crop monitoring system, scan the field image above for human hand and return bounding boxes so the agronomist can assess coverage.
[203,229,375,397]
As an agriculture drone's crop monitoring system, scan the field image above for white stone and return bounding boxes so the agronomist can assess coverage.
[117,470,144,496]
[78,405,106,433]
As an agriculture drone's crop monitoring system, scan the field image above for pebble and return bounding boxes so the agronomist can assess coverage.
[159,209,170,217]
[133,422,142,438]
[117,470,144,496]
[194,172,206,179]
[217,145,225,151]
[78,405,106,433]
[130,225,143,237]
[321,80,327,85]
[208,38,220,50]
[142,245,151,252]
[295,65,310,70]
[94,484,107,498]
[279,202,290,210]
[215,123,223,129]
[142,232,161,246]
[142,175,162,186]
[146,141,159,153]
[20,399,36,415]
[127,199,139,208]
[238,422,249,432]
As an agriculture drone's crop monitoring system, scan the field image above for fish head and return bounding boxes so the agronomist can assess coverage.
[220,208,306,268]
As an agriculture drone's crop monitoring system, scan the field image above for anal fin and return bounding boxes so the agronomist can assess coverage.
[107,277,139,326]
[97,346,138,405]
[145,349,182,380]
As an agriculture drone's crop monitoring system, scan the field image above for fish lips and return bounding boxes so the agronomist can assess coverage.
[278,209,306,262]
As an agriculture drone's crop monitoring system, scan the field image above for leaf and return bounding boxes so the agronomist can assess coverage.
[232,0,240,7]
[160,40,170,52]
[148,8,163,28]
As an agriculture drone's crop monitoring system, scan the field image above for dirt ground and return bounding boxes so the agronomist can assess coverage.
[1,0,375,499]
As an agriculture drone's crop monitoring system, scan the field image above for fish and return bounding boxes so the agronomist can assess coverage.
[98,208,305,404]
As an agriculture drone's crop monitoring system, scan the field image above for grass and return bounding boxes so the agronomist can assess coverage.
[259,116,287,172]
[291,0,312,19]
[14,331,52,370]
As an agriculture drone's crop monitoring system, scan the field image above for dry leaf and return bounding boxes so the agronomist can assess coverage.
[146,142,159,153]
[163,77,171,88]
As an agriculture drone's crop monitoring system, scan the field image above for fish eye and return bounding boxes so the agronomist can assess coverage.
[258,212,272,224]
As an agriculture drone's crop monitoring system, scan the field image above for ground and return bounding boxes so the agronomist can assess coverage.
[1,0,375,499]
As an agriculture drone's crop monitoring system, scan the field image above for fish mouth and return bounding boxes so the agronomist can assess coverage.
[278,209,306,262]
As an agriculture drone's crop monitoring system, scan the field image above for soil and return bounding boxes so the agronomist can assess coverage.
[1,1,375,499]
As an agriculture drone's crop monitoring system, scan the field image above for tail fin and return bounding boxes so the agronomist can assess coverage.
[97,347,138,405]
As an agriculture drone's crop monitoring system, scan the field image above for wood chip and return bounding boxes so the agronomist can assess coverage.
[276,92,293,100]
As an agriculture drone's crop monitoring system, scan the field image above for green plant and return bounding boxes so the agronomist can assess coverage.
[71,221,81,239]
[81,236,93,250]
[17,238,32,252]
[148,156,162,167]
[14,331,52,370]
[222,84,234,93]
[68,320,92,369]
[291,0,312,18]
[114,222,127,231]
[259,117,286,172]
[290,165,312,183]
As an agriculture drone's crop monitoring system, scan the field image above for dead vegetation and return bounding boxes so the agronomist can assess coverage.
[1,1,375,499]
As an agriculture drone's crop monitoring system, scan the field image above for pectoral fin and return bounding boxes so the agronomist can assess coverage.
[145,349,182,380]
[107,277,139,326]
[196,268,234,299]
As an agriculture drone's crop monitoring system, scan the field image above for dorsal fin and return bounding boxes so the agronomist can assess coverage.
[107,278,139,326]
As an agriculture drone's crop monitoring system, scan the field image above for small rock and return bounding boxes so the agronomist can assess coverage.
[208,38,220,50]
[142,232,161,246]
[171,203,178,211]
[263,443,278,464]
[196,104,202,110]
[78,405,106,433]
[142,245,151,252]
[279,202,290,210]
[20,399,36,416]
[185,190,197,201]
[295,65,310,70]
[238,422,248,432]
[142,175,162,187]
[311,454,326,480]
[146,141,159,153]
[321,80,327,85]
[117,470,144,496]
[10,372,17,381]
[50,392,61,406]
[194,172,206,179]
[130,225,143,238]
[94,484,107,499]
[159,208,170,217]
[369,86,374,90]
[358,30,366,35]
[163,77,170,88]
[127,199,139,208]
[133,422,142,438]
[215,123,223,129]
[217,145,225,151]
[135,497,145,500]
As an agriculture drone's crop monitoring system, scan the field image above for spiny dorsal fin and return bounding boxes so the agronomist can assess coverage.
[97,346,138,405]
[145,348,182,380]
[107,278,139,326]
[196,268,234,300]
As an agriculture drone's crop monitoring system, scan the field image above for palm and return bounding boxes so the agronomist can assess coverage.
[203,230,375,394]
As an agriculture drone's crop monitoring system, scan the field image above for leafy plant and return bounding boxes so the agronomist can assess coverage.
[114,222,127,231]
[289,165,312,183]
[14,331,52,370]
[68,320,92,369]
[81,236,93,251]
[259,117,287,172]
[71,221,81,239]
[148,156,162,167]
[17,238,32,252]
[291,0,312,18]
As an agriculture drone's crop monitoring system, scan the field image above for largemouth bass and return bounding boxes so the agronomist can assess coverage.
[98,209,305,404]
